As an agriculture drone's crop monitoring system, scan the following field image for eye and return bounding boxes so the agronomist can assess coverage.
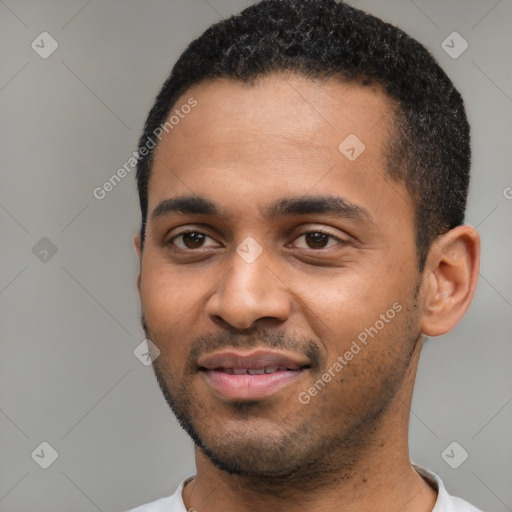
[291,231,344,250]
[168,230,219,250]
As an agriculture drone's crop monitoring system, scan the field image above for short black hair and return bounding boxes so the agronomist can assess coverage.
[136,0,470,271]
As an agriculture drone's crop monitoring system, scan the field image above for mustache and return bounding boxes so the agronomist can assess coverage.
[141,313,322,371]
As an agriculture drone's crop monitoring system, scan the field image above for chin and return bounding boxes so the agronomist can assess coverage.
[198,429,307,476]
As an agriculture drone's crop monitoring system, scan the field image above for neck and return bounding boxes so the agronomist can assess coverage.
[182,339,437,512]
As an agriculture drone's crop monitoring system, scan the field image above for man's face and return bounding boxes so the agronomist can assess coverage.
[136,74,424,476]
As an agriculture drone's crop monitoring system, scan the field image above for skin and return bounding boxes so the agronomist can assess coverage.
[134,73,480,512]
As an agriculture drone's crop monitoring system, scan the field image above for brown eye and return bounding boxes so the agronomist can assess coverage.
[169,231,218,250]
[292,231,343,250]
[305,232,330,248]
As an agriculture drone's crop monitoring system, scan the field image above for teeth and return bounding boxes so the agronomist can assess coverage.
[247,368,265,375]
[220,366,300,375]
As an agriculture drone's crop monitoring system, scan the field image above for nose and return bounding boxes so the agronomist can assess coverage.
[205,246,291,330]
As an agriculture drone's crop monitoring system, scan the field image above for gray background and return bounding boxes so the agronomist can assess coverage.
[1,0,511,510]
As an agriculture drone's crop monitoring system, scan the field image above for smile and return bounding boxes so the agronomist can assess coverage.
[198,350,310,401]
[212,365,301,375]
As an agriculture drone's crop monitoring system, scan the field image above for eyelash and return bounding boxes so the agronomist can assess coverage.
[167,229,346,251]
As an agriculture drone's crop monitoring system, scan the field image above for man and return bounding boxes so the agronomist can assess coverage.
[129,0,481,510]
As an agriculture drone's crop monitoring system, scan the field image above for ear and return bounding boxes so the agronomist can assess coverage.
[134,233,142,294]
[420,225,480,337]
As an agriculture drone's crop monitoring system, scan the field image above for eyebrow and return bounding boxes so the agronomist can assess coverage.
[264,195,373,224]
[151,195,223,219]
[151,194,374,225]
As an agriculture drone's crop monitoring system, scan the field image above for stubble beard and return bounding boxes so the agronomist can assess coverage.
[143,296,422,494]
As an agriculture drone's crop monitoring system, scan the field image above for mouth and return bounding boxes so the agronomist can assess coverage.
[198,350,311,401]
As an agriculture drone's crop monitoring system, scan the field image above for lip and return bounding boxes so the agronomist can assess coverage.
[198,349,311,401]
[198,349,310,371]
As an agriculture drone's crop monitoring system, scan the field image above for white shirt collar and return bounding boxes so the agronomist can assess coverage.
[126,465,482,511]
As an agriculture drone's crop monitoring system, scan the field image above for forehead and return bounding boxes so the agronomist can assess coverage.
[155,74,393,166]
[148,74,411,226]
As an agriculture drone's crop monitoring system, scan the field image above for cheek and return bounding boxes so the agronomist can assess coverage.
[139,261,202,336]
[139,264,205,373]
[292,267,412,362]
[292,270,386,331]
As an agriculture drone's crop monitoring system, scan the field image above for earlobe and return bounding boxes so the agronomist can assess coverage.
[134,233,142,293]
[134,233,142,261]
[420,225,480,337]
